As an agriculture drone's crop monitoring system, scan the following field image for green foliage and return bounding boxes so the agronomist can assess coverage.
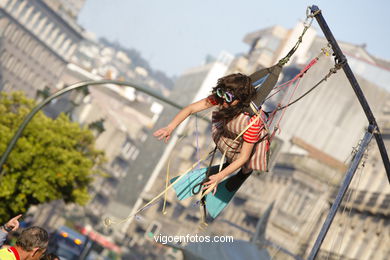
[0,92,105,222]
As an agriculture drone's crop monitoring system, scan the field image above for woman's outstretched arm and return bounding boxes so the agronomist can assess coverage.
[154,98,215,143]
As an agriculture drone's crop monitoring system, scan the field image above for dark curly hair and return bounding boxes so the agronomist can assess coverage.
[211,73,255,123]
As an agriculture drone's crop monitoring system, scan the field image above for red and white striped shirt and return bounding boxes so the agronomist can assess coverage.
[243,115,263,143]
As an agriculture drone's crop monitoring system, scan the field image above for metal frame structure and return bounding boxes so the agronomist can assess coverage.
[307,5,390,259]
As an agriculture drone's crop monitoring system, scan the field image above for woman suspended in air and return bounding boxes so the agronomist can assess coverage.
[154,73,271,219]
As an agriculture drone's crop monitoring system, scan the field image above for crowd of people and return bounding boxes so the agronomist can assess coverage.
[0,215,60,260]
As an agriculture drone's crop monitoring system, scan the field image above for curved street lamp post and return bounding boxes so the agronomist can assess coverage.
[0,80,184,176]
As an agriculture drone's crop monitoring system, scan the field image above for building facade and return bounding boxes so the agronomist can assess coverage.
[0,0,83,97]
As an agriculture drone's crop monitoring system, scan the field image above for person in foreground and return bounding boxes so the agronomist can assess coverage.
[154,73,270,219]
[0,215,22,247]
[0,225,48,260]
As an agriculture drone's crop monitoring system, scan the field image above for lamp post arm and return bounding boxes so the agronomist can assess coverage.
[0,80,184,175]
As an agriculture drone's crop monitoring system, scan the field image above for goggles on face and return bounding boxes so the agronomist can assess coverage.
[216,88,235,103]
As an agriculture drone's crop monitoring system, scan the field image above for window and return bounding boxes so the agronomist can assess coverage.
[149,224,158,234]
[4,23,13,38]
[48,28,60,46]
[172,204,185,218]
[122,141,137,160]
[1,51,9,60]
[13,58,22,74]
[13,0,27,18]
[20,66,28,78]
[32,44,40,58]
[35,17,48,35]
[0,16,9,34]
[146,222,161,238]
[131,149,139,161]
[41,22,54,40]
[26,40,35,54]
[11,29,21,42]
[26,71,34,82]
[243,214,259,228]
[9,0,22,14]
[18,34,28,49]
[233,196,247,206]
[65,43,77,58]
[379,194,390,209]
[185,214,199,223]
[53,33,64,49]
[30,12,42,31]
[60,39,71,55]
[3,81,12,91]
[20,6,34,24]
[5,55,15,69]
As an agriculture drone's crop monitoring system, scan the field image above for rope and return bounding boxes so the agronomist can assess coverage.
[195,114,201,169]
[263,45,332,138]
[277,7,315,66]
[276,76,303,132]
[162,110,213,215]
[103,150,213,227]
[103,111,213,227]
[266,45,331,103]
[276,62,342,111]
[162,157,171,215]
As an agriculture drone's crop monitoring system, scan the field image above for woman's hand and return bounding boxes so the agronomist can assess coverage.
[203,173,225,195]
[202,141,255,195]
[153,126,173,143]
[153,98,214,144]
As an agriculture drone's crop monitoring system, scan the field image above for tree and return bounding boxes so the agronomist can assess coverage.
[0,92,105,222]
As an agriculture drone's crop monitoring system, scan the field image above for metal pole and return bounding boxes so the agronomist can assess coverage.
[78,236,93,260]
[310,5,390,182]
[307,127,374,260]
[0,80,183,175]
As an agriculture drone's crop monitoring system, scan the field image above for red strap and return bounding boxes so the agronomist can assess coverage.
[10,247,20,260]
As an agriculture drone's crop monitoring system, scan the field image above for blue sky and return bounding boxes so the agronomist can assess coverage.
[78,0,390,77]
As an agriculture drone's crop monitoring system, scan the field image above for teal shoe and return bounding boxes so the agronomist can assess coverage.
[170,167,207,200]
[170,167,251,219]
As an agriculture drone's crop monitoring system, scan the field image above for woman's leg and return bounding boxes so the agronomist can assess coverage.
[225,167,253,192]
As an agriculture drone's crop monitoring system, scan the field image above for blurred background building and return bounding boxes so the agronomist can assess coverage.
[125,22,390,260]
[0,0,83,97]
